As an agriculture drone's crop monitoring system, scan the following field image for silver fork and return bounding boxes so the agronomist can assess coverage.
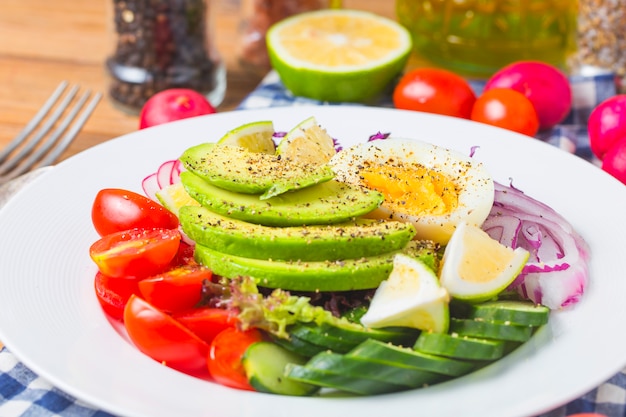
[0,81,102,184]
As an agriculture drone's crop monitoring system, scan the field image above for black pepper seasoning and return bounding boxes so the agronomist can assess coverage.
[106,0,225,113]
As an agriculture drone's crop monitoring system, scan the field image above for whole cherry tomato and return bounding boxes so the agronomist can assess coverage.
[89,228,181,279]
[138,264,212,313]
[93,272,140,320]
[470,88,540,136]
[173,307,238,345]
[208,327,264,391]
[92,188,179,237]
[393,68,476,119]
[124,295,210,372]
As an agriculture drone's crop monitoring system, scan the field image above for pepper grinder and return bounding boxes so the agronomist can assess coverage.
[106,0,226,114]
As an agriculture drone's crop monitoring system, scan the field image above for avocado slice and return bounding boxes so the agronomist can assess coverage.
[181,143,335,199]
[179,205,416,262]
[180,170,384,227]
[193,241,433,292]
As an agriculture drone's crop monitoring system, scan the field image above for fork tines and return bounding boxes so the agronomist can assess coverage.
[0,81,102,182]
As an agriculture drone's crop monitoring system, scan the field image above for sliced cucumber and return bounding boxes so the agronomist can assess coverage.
[449,318,533,342]
[242,341,319,396]
[288,323,357,353]
[285,363,405,395]
[414,332,505,361]
[318,321,419,347]
[270,333,327,358]
[346,338,475,377]
[306,351,444,389]
[467,300,550,327]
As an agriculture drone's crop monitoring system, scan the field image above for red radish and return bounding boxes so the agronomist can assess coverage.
[601,137,626,184]
[156,160,178,188]
[139,88,216,129]
[484,61,572,131]
[588,94,626,160]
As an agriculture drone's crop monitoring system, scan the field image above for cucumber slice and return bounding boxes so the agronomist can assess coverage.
[468,300,550,327]
[306,351,444,389]
[270,333,327,358]
[414,332,505,361]
[449,318,533,342]
[242,341,319,396]
[347,339,475,377]
[317,321,419,347]
[288,323,358,353]
[285,363,405,395]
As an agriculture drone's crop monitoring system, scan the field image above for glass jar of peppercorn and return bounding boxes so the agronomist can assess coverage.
[106,0,226,114]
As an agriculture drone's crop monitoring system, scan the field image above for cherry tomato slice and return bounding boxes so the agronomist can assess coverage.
[208,327,263,391]
[92,188,179,237]
[89,228,181,279]
[393,68,476,119]
[173,307,238,345]
[124,294,209,372]
[94,272,140,321]
[470,88,540,136]
[138,264,212,313]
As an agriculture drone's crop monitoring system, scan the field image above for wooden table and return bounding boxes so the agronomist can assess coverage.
[0,0,396,350]
[0,0,395,160]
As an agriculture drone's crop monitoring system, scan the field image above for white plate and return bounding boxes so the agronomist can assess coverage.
[1,106,625,417]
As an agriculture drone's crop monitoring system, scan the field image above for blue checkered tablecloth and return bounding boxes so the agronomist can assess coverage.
[1,69,624,417]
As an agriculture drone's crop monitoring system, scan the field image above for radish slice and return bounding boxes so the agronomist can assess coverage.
[171,160,184,184]
[157,160,178,188]
[141,173,160,201]
[482,182,590,309]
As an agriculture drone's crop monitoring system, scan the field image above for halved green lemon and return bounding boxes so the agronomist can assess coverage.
[276,117,337,165]
[266,9,412,103]
[217,120,276,154]
[155,181,200,217]
[439,222,530,303]
[360,254,450,333]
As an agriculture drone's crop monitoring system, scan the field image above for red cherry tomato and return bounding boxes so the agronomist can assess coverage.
[173,307,238,345]
[208,327,264,390]
[470,88,540,136]
[139,88,216,129]
[89,228,181,279]
[138,264,212,313]
[172,241,196,267]
[124,295,210,372]
[393,68,476,119]
[94,272,140,320]
[92,188,179,237]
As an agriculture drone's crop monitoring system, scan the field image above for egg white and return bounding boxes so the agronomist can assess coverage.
[329,138,495,244]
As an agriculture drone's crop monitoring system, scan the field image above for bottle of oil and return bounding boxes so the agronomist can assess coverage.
[396,0,578,77]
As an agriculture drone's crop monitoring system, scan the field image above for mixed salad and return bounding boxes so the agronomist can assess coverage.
[88,117,590,396]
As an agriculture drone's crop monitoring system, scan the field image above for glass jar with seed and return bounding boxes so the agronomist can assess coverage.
[106,0,226,114]
[570,0,626,91]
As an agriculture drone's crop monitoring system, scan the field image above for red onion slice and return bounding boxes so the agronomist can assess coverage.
[482,182,590,309]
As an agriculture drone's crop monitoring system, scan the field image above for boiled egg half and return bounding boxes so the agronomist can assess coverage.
[329,138,494,244]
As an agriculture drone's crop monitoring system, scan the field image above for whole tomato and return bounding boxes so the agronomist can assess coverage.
[470,88,540,136]
[139,88,216,129]
[91,188,179,237]
[393,68,476,119]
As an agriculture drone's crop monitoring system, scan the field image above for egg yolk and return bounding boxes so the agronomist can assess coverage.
[360,165,458,216]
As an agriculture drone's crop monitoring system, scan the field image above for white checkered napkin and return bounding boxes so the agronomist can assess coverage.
[0,348,115,417]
